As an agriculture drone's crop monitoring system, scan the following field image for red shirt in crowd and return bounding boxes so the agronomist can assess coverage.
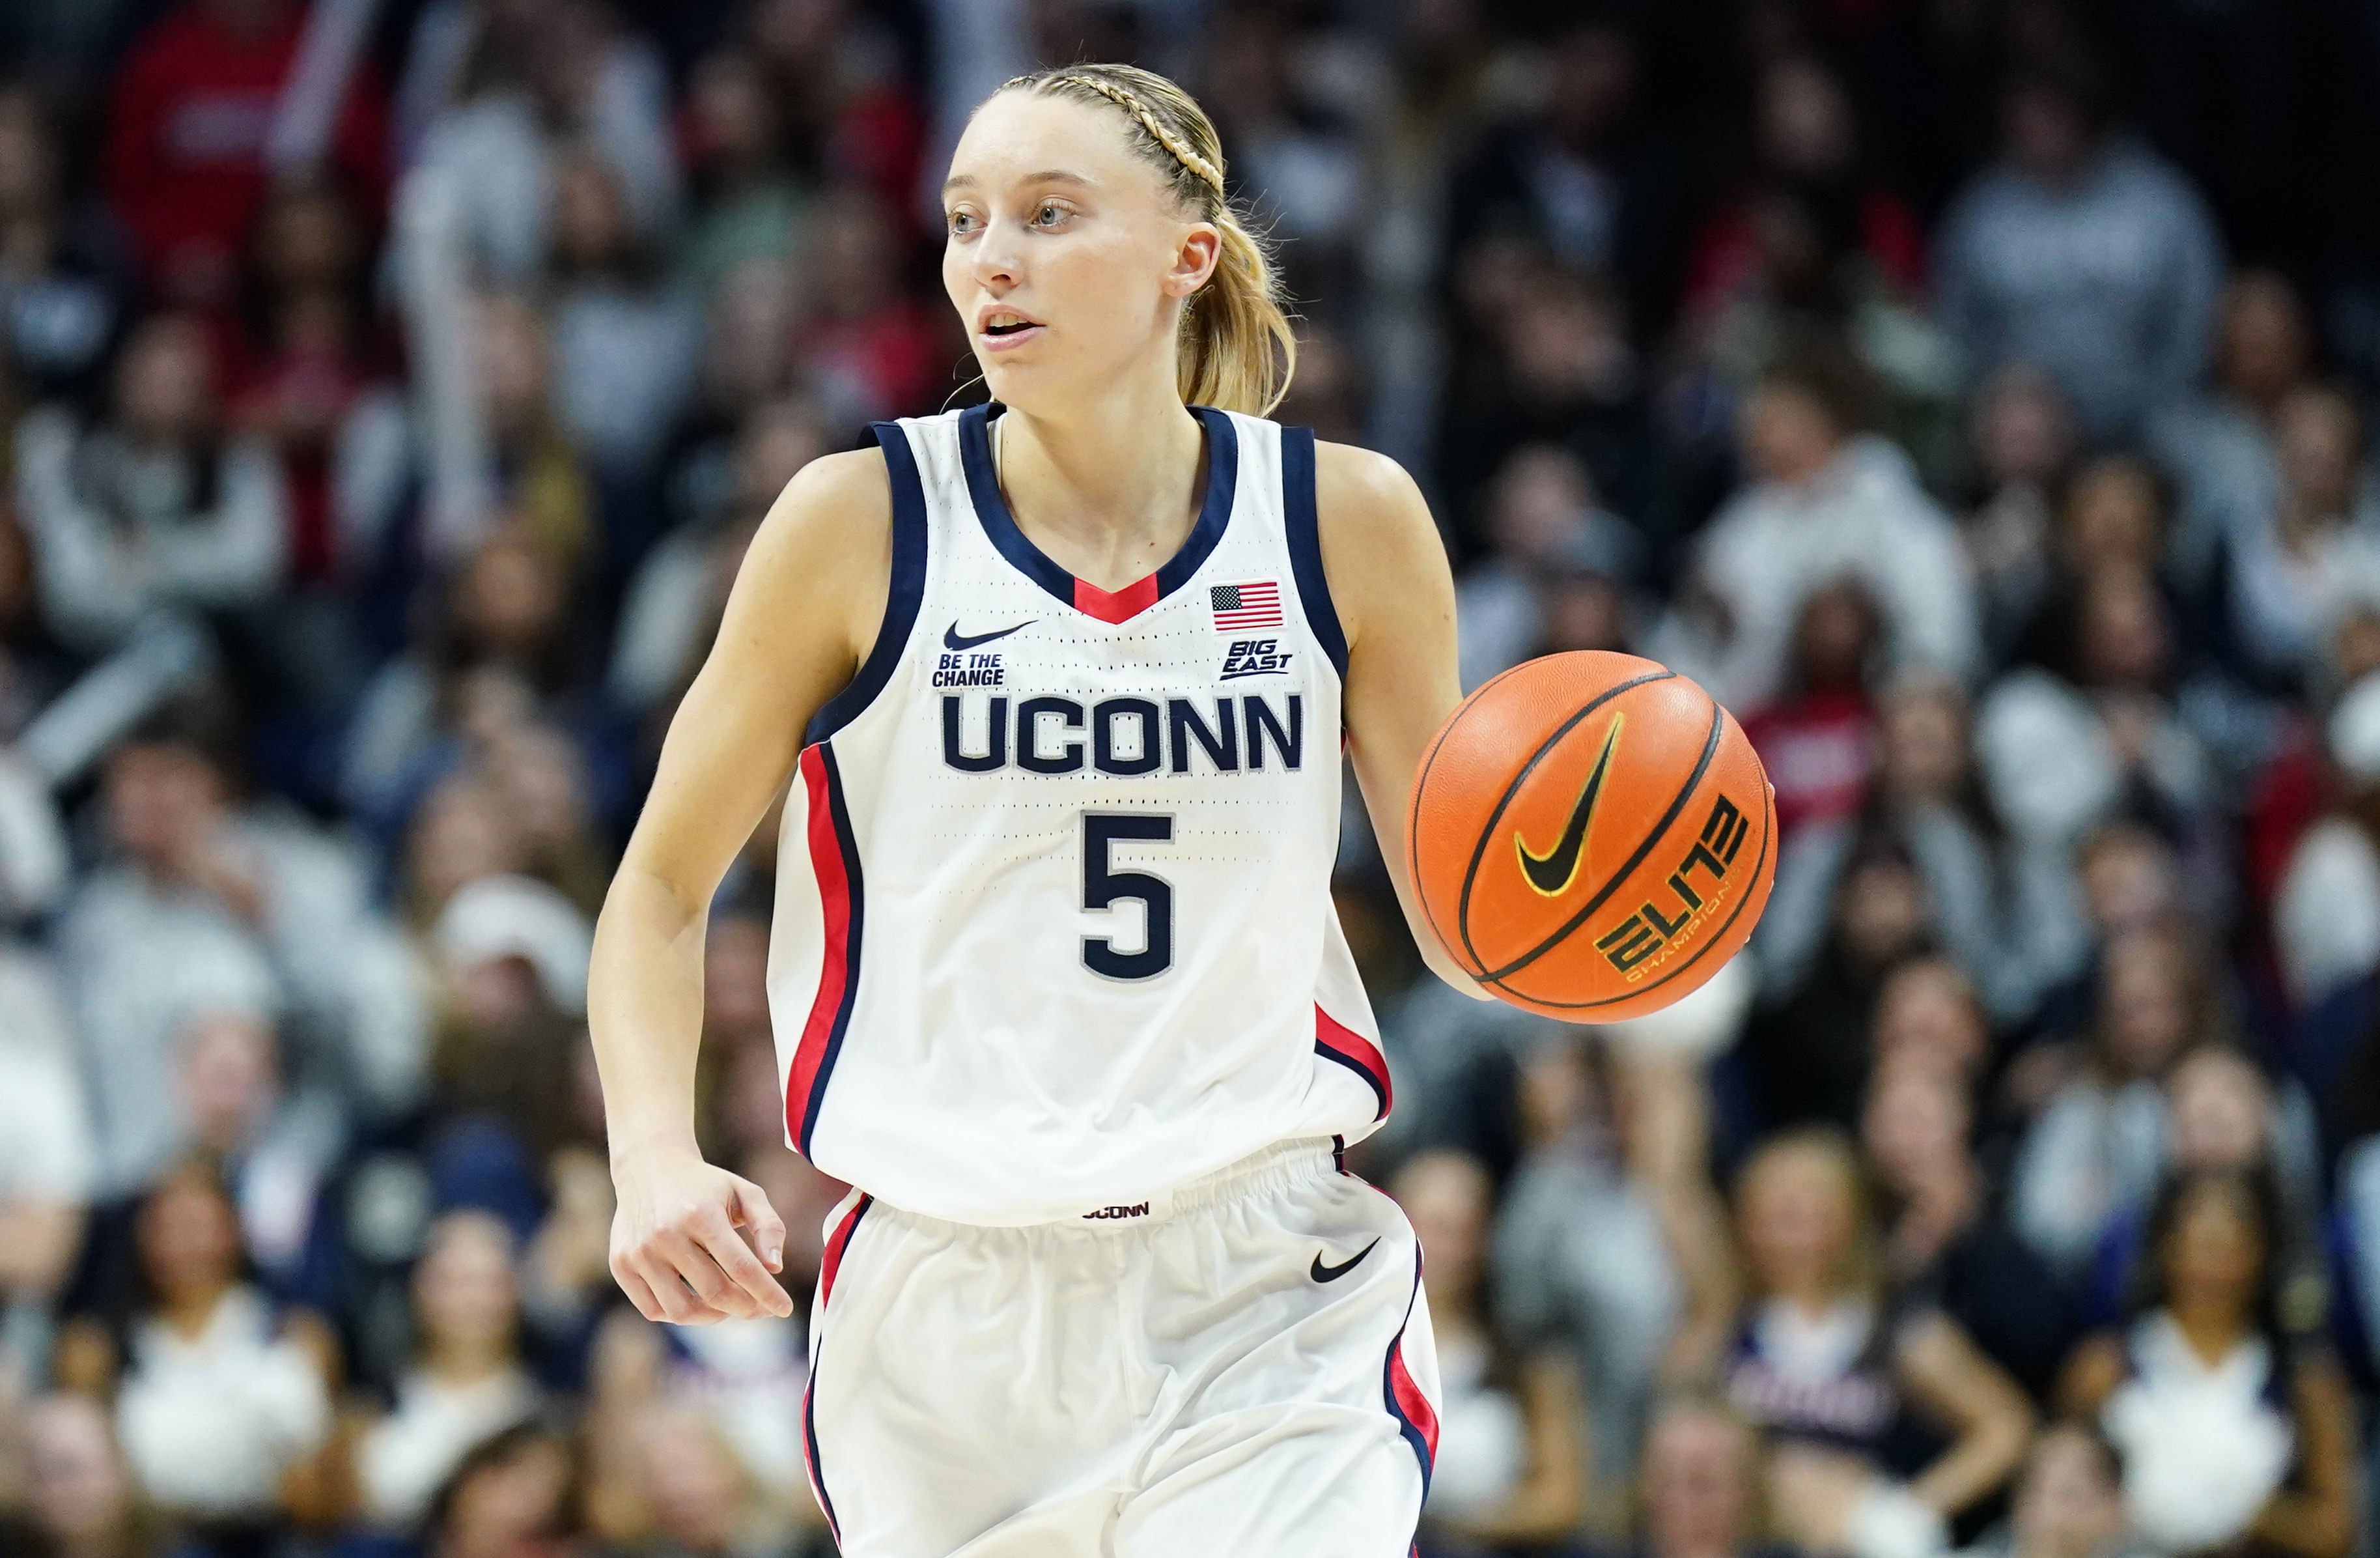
[1743,687,1879,836]
[105,0,388,305]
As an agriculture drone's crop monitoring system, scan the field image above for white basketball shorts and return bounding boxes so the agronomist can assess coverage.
[798,1135,1442,1556]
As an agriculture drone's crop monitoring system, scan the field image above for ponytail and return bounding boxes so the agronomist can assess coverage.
[996,64,1296,417]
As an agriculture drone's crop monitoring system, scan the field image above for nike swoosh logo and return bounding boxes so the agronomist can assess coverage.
[944,620,1035,651]
[1311,1237,1381,1283]
[1514,714,1626,897]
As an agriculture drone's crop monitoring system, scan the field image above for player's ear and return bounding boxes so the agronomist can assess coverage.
[1164,223,1222,300]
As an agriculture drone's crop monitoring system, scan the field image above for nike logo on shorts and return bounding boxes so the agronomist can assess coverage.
[945,620,1035,651]
[1311,1237,1380,1282]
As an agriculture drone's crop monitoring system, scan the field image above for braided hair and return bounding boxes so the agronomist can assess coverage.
[992,64,1295,417]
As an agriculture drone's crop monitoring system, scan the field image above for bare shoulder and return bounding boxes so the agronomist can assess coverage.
[1314,439,1431,534]
[1311,440,1451,649]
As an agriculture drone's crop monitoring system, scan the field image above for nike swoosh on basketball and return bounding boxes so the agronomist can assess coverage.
[944,620,1035,651]
[1514,715,1626,898]
[1311,1237,1380,1283]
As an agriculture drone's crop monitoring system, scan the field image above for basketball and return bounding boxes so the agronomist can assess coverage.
[1408,651,1778,1021]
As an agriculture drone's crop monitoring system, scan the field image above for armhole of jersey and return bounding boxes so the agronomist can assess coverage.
[1281,425,1349,681]
[805,421,929,744]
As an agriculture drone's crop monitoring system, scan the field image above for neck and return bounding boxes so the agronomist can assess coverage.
[425,1336,512,1381]
[995,367,1207,592]
[2168,1296,2250,1359]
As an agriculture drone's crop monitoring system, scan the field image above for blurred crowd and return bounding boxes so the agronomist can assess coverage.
[0,1,2375,1557]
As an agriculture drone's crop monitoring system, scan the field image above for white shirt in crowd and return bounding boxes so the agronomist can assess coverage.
[115,1286,332,1516]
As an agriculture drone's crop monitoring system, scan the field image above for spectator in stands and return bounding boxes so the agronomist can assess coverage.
[2226,386,2380,689]
[1395,1148,1587,1548]
[1744,838,1936,1128]
[417,1421,580,1558]
[1862,1058,2073,1399]
[342,528,603,845]
[1656,346,1980,712]
[677,49,807,302]
[17,1391,171,1558]
[226,177,400,638]
[1723,1130,2032,1558]
[171,1009,337,1289]
[1959,367,2077,666]
[1498,1037,1738,1518]
[2059,1166,2359,1558]
[61,693,418,1193]
[2149,270,2321,585]
[104,0,387,309]
[1935,53,2222,441]
[1442,16,1686,337]
[350,1211,540,1529]
[404,0,677,284]
[1628,1397,1784,1558]
[2008,924,2231,1279]
[1952,1424,2143,1558]
[1453,444,1642,692]
[617,395,819,726]
[59,1159,335,1540]
[15,312,288,656]
[792,185,942,426]
[2273,671,2380,1010]
[0,941,91,1396]
[1741,580,1883,840]
[543,150,701,487]
[0,85,128,403]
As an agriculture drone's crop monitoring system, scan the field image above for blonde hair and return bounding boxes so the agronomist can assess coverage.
[994,63,1296,416]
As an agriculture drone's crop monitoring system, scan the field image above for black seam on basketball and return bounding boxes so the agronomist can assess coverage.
[1491,765,1773,1008]
[1412,657,1549,974]
[1476,695,1724,983]
[1453,670,1674,970]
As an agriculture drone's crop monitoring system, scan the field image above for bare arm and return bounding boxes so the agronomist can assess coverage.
[1446,1347,1591,1544]
[2247,1355,2361,1558]
[1894,1310,2036,1517]
[591,449,890,1324]
[1317,442,1487,999]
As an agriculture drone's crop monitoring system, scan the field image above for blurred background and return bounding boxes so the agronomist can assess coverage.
[0,0,2375,1556]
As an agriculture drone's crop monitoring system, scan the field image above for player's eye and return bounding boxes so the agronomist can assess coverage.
[1031,202,1069,228]
[947,208,981,237]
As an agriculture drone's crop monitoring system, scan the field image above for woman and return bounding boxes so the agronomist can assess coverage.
[1721,1130,2033,1558]
[350,1210,542,1529]
[1392,1148,1586,1551]
[2058,1166,2360,1558]
[590,63,1484,1553]
[56,1158,335,1553]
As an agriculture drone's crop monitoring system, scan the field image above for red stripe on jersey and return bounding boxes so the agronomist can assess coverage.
[1074,572,1161,623]
[1383,1254,1439,1494]
[817,1193,872,1308]
[1313,1005,1392,1120]
[785,746,857,1155]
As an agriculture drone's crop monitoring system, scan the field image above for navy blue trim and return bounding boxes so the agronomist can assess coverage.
[803,1383,838,1542]
[1280,425,1347,679]
[804,1194,870,1546]
[1332,1133,1347,1174]
[1314,1041,1390,1120]
[807,421,929,743]
[796,746,864,1157]
[957,402,1239,616]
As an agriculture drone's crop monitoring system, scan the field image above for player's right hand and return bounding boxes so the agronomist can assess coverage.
[608,1146,793,1324]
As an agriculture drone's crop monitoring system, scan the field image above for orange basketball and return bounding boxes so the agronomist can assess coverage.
[1408,651,1777,1021]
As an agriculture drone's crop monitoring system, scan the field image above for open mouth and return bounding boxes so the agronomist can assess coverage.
[979,311,1043,346]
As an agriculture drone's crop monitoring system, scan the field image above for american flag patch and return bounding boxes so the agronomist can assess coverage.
[1210,580,1283,632]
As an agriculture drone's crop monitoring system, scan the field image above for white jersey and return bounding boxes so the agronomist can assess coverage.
[765,403,1391,1226]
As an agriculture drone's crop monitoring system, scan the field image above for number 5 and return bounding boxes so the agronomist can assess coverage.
[1082,814,1173,980]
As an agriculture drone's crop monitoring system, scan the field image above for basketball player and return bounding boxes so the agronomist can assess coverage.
[589,63,1486,1555]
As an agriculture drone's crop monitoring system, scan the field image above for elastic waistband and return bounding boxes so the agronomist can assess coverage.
[876,1135,1345,1237]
